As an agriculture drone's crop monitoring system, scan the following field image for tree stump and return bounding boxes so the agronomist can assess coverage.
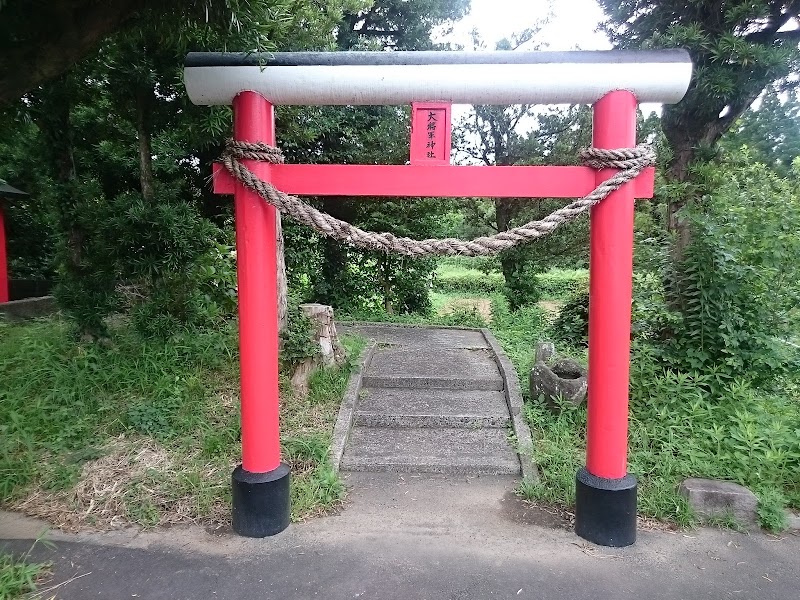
[290,304,345,397]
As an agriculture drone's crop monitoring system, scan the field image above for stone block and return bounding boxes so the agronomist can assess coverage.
[678,478,759,527]
[0,296,57,321]
[529,354,587,411]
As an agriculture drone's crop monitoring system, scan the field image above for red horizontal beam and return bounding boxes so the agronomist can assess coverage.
[213,163,655,199]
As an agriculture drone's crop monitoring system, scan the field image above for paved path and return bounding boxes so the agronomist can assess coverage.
[2,473,799,599]
[338,325,524,475]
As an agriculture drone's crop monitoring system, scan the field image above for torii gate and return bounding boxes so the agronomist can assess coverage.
[184,50,692,546]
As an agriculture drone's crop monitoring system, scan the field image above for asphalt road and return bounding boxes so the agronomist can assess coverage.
[2,473,798,600]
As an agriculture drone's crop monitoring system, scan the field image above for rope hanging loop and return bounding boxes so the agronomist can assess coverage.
[220,141,655,257]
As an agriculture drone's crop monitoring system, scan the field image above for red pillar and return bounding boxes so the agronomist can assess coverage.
[0,204,8,303]
[586,90,637,479]
[230,91,290,538]
[232,92,281,474]
[575,90,638,547]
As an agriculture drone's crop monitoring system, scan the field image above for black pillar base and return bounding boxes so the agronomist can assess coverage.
[575,467,637,547]
[232,463,291,537]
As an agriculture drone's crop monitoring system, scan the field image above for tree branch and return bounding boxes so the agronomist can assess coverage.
[0,0,146,105]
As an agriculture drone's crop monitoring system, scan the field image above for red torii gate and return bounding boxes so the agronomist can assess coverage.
[185,50,692,546]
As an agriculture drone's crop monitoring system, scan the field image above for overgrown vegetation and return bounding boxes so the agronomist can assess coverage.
[0,318,364,528]
[0,543,50,600]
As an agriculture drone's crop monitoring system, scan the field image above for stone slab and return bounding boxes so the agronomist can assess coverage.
[341,426,520,475]
[340,324,488,349]
[679,478,759,527]
[357,387,509,417]
[330,343,377,473]
[354,413,510,428]
[482,328,540,483]
[361,375,503,391]
[0,296,57,321]
[368,347,501,381]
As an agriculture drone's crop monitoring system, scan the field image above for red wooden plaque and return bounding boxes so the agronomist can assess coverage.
[410,102,452,165]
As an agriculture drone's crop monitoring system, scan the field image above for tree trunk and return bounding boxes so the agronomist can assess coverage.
[276,212,288,333]
[495,197,518,288]
[134,80,155,203]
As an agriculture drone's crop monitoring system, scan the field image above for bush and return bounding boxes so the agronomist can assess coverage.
[536,269,589,300]
[279,296,319,370]
[551,291,589,347]
[501,256,542,311]
[662,157,800,385]
[432,268,504,295]
[434,264,589,305]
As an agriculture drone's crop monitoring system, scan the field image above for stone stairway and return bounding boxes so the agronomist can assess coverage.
[334,325,535,477]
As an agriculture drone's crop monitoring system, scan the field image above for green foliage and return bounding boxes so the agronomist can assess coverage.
[279,297,319,369]
[436,307,488,329]
[336,0,469,50]
[756,488,790,532]
[433,265,505,295]
[0,540,50,600]
[551,291,589,348]
[283,434,345,517]
[535,269,588,301]
[721,86,800,176]
[599,1,800,159]
[629,354,800,522]
[0,317,364,525]
[433,263,588,303]
[500,248,543,311]
[663,156,800,384]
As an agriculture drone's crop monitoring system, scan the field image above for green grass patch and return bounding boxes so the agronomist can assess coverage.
[432,262,588,301]
[0,539,51,599]
[433,263,504,295]
[0,318,363,529]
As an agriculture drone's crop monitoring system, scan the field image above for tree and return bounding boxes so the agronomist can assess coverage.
[281,0,470,314]
[336,0,470,50]
[0,0,147,105]
[0,0,362,336]
[722,85,800,175]
[598,0,800,254]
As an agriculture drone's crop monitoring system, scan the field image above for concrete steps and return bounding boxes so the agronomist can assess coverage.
[341,426,519,475]
[338,326,524,476]
[354,388,510,428]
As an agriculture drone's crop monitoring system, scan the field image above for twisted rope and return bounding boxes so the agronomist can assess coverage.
[221,140,655,257]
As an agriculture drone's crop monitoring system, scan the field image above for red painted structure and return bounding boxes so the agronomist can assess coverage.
[218,90,650,484]
[410,102,452,164]
[586,91,637,479]
[232,92,282,473]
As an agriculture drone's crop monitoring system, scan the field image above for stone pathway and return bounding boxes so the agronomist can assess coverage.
[337,325,533,476]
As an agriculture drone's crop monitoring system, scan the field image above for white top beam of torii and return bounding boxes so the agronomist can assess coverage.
[184,50,693,107]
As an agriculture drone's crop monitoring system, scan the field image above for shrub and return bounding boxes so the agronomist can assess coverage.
[432,269,504,295]
[501,256,542,311]
[536,269,589,300]
[662,157,800,384]
[551,291,589,347]
[279,296,318,370]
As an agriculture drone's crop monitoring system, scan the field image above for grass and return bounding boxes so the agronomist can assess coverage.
[0,317,365,530]
[0,539,51,599]
[348,262,800,532]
